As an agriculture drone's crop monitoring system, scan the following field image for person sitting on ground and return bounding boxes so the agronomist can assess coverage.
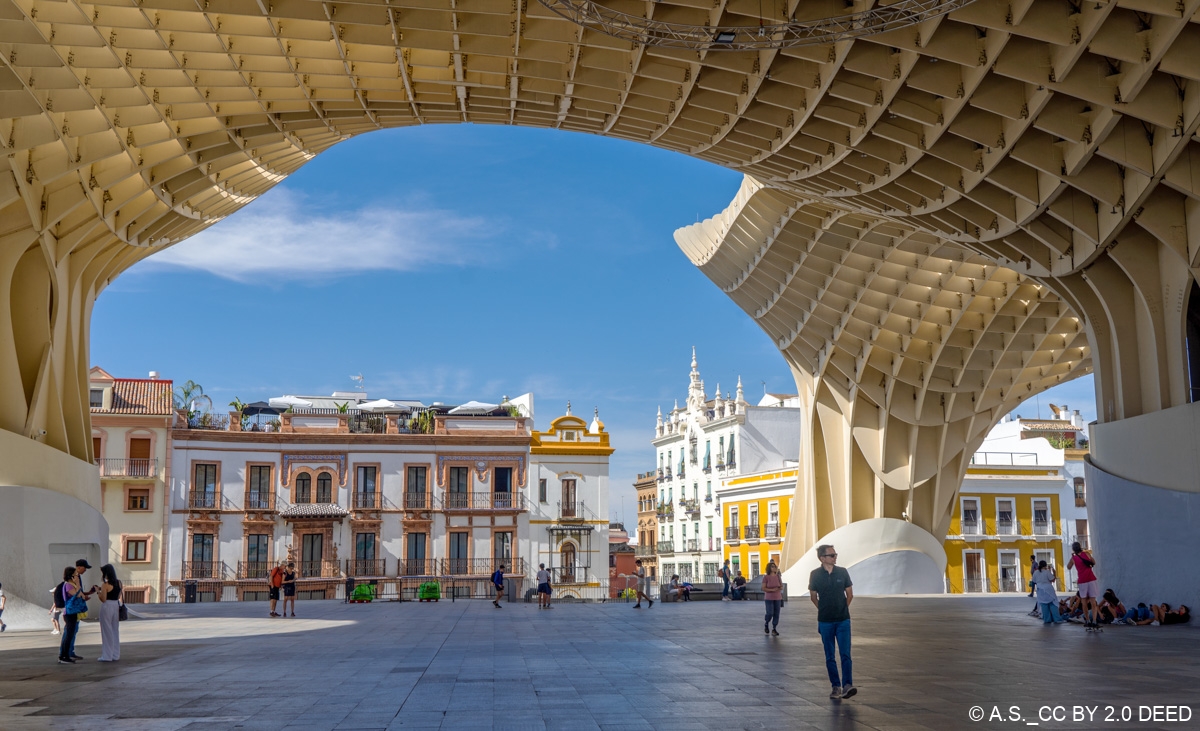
[668,575,690,601]
[1152,603,1190,625]
[1098,589,1125,624]
[731,572,748,600]
[1121,602,1154,625]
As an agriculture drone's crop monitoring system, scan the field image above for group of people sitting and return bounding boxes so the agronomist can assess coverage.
[1059,589,1191,626]
[666,570,757,601]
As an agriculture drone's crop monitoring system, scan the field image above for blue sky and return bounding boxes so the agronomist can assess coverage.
[91,123,1095,523]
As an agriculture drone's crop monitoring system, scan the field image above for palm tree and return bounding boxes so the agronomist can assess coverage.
[174,380,212,426]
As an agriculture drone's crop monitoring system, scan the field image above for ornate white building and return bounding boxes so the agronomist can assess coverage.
[652,350,800,584]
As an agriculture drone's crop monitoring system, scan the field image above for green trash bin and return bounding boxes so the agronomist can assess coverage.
[350,584,374,602]
[418,581,441,601]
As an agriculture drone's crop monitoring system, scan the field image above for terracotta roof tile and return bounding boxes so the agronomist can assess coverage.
[279,503,350,520]
[93,378,175,415]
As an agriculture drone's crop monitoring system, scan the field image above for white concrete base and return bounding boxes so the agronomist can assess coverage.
[1085,457,1199,613]
[0,485,109,630]
[782,518,947,596]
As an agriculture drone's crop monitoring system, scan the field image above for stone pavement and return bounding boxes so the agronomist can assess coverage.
[0,595,1196,731]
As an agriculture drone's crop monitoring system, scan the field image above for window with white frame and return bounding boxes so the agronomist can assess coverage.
[961,498,980,535]
[1032,498,1050,535]
[997,498,1015,535]
[999,551,1020,592]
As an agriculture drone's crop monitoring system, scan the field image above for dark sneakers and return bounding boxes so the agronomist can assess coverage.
[841,686,858,699]
[58,657,75,664]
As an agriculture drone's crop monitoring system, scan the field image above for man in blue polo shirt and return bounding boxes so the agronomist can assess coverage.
[809,544,855,700]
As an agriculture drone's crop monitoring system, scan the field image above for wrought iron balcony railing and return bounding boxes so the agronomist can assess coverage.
[182,561,226,580]
[725,526,740,541]
[298,560,340,578]
[187,491,220,510]
[764,523,781,540]
[399,558,439,576]
[352,491,380,509]
[345,558,387,577]
[444,492,527,511]
[743,524,761,540]
[558,500,586,521]
[443,557,526,576]
[96,458,157,478]
[244,490,274,511]
[404,492,433,510]
[635,543,657,557]
[238,561,272,579]
[656,540,675,554]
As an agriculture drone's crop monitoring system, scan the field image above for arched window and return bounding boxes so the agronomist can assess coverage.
[1187,280,1200,402]
[317,472,333,503]
[295,473,311,503]
[561,544,576,583]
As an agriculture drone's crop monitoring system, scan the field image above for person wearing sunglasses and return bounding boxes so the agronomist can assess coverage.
[809,545,856,700]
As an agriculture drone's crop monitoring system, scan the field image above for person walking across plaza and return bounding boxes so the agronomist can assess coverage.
[0,580,6,632]
[762,563,784,635]
[631,559,654,608]
[810,544,856,700]
[536,563,553,609]
[1027,554,1041,616]
[492,564,506,608]
[281,562,297,617]
[268,561,284,617]
[720,559,732,601]
[1066,542,1100,630]
[97,564,122,661]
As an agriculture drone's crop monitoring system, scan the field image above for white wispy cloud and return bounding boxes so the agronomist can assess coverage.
[146,188,498,282]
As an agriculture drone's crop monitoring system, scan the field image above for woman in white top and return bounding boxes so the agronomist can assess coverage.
[1032,561,1064,624]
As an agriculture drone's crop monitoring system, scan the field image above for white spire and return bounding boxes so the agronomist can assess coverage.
[566,400,572,415]
[736,376,745,407]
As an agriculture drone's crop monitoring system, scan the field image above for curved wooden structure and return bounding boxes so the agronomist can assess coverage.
[1,0,1198,581]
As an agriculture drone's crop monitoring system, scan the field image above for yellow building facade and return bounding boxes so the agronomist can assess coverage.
[944,490,1067,594]
[716,469,794,580]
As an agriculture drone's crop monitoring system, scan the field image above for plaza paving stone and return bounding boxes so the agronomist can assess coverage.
[0,596,1196,730]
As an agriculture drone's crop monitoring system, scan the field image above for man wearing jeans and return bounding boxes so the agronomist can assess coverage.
[719,559,732,601]
[809,544,855,700]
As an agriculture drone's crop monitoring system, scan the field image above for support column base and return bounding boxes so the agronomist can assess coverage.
[782,518,947,595]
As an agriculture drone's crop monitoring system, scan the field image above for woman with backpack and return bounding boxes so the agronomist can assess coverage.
[97,564,123,662]
[1066,542,1101,631]
[57,566,86,664]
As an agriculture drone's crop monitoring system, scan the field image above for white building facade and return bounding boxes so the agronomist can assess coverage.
[652,350,800,584]
[526,408,613,598]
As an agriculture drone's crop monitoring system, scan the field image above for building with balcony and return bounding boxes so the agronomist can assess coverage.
[651,349,800,585]
[633,471,658,580]
[527,406,612,599]
[166,392,547,601]
[715,466,794,580]
[944,413,1089,594]
[90,367,175,604]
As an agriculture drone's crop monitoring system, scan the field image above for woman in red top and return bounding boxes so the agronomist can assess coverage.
[1067,542,1100,630]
